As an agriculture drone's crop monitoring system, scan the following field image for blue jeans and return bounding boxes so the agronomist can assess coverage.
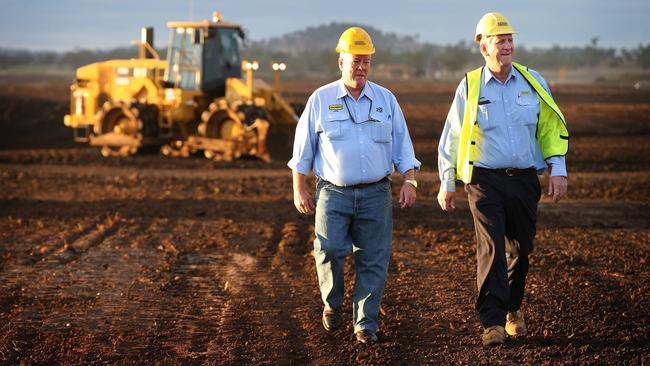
[313,179,392,332]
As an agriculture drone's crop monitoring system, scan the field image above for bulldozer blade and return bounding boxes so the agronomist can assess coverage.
[186,136,236,152]
[89,132,141,147]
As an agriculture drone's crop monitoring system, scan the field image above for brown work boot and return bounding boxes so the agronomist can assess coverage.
[506,310,527,336]
[482,325,506,347]
[322,307,342,331]
[355,329,378,344]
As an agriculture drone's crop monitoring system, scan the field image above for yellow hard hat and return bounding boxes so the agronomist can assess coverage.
[335,27,375,55]
[474,12,516,43]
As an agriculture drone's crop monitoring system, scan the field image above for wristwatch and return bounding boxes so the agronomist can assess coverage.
[404,179,418,189]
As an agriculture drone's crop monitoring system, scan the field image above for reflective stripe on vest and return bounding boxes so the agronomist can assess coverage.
[456,62,569,183]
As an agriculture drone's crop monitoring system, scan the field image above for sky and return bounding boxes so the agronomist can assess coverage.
[1,0,648,52]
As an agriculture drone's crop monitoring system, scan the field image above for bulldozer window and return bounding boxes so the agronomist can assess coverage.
[201,28,242,94]
[219,29,241,71]
[165,27,202,90]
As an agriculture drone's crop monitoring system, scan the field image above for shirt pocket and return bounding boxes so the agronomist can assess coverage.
[321,111,350,141]
[516,91,539,107]
[515,91,540,127]
[477,99,498,131]
[370,111,392,143]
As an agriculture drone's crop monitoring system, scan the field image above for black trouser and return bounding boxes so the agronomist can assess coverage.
[466,167,541,328]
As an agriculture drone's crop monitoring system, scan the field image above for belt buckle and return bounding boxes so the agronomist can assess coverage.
[505,168,514,176]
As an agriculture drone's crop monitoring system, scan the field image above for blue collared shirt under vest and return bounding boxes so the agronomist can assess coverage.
[438,65,567,192]
[288,79,421,186]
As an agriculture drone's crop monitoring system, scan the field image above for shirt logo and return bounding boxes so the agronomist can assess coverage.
[329,104,343,111]
[376,107,383,113]
[520,91,531,96]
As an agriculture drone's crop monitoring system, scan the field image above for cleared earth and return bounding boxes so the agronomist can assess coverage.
[0,75,648,365]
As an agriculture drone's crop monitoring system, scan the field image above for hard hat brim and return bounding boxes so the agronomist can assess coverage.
[475,31,517,43]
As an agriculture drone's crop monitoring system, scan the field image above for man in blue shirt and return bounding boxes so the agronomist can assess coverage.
[288,27,420,344]
[437,12,568,346]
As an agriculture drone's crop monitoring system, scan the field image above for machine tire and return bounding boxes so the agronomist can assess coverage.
[96,101,145,157]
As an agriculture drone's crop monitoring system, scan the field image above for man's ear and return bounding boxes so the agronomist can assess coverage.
[338,57,344,72]
[479,42,489,57]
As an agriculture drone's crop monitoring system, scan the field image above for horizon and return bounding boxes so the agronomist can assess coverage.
[2,0,649,52]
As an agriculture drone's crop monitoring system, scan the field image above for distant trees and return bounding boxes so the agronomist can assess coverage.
[2,25,649,78]
[0,47,166,70]
[635,44,650,69]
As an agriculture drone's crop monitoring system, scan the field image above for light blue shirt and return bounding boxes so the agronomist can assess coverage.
[438,65,567,192]
[288,79,421,186]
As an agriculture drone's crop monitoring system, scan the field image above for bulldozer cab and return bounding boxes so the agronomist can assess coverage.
[164,20,244,96]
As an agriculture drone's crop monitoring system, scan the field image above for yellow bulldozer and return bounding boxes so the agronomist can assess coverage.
[63,12,298,161]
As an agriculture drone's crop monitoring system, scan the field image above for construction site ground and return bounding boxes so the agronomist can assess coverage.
[0,75,648,365]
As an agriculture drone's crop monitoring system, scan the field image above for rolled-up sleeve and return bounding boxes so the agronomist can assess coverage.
[390,97,421,175]
[438,80,465,192]
[287,95,317,175]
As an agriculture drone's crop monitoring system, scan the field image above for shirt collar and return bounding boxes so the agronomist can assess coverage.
[336,79,374,101]
[483,65,516,85]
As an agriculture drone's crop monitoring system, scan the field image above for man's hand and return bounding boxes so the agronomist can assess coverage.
[294,188,315,214]
[437,190,456,213]
[292,170,315,214]
[399,183,416,209]
[548,175,568,203]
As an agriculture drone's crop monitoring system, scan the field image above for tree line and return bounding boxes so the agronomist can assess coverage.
[2,23,649,78]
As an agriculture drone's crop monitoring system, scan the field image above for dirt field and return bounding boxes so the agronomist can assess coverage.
[0,74,648,365]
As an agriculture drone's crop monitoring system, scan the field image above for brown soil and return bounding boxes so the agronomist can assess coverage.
[0,75,648,365]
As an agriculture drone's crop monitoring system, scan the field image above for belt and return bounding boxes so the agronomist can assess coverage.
[348,176,389,188]
[474,166,537,177]
[320,176,389,189]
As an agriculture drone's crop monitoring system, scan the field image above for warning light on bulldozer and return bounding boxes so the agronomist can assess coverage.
[243,61,259,71]
[272,62,286,71]
[212,11,223,23]
[272,62,287,93]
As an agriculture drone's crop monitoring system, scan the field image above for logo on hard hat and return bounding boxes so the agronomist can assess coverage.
[498,22,508,26]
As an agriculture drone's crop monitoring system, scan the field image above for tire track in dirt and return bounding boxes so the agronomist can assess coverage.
[139,218,232,362]
[0,219,68,268]
[202,215,315,364]
[24,220,100,265]
[268,220,319,362]
[0,215,120,311]
[52,214,122,265]
[37,222,144,331]
[0,216,132,361]
[70,217,177,359]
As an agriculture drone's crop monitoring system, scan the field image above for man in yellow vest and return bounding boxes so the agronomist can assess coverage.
[437,12,569,346]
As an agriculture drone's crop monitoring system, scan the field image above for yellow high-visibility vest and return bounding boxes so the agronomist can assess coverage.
[456,62,569,183]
